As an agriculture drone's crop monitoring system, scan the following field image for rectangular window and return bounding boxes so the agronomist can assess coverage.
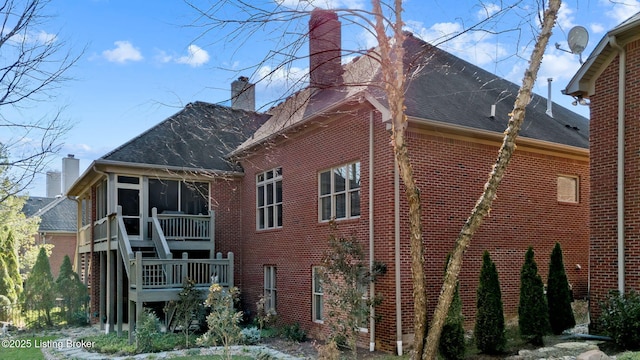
[264,266,277,313]
[148,179,209,216]
[257,168,283,230]
[319,162,360,221]
[312,266,324,323]
[557,175,579,203]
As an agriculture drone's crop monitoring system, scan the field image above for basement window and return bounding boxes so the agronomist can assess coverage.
[557,175,579,203]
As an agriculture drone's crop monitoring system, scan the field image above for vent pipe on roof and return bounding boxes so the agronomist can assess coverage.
[546,78,554,118]
[231,76,255,111]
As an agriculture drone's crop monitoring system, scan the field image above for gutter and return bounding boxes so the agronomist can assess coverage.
[609,36,626,295]
[369,110,375,352]
[394,149,402,356]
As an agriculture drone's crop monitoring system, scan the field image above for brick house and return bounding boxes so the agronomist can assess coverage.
[564,12,640,329]
[68,9,589,354]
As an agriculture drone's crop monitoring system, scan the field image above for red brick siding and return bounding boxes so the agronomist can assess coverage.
[210,178,244,289]
[590,39,640,323]
[238,105,589,352]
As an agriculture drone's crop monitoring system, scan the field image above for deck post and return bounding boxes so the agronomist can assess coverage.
[128,300,135,344]
[135,251,143,348]
[227,252,234,287]
[117,247,123,336]
[209,210,216,258]
[106,249,115,333]
[99,252,106,330]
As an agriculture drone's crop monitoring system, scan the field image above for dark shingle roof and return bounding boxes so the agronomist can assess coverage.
[401,35,588,148]
[101,101,270,171]
[237,33,589,153]
[23,197,77,232]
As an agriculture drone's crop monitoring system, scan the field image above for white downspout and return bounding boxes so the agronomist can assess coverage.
[609,36,626,294]
[369,111,375,352]
[394,150,402,356]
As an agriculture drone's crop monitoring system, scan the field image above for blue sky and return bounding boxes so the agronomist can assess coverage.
[11,0,640,197]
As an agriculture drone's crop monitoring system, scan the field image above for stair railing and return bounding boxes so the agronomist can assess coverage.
[150,207,172,260]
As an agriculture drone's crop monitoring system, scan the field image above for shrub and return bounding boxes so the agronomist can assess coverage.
[241,326,261,344]
[199,284,243,352]
[255,294,277,330]
[56,255,88,326]
[475,251,506,354]
[547,242,576,335]
[317,339,341,360]
[599,290,640,350]
[439,254,465,360]
[282,322,307,342]
[518,247,550,345]
[164,277,204,347]
[136,309,161,353]
[22,247,55,328]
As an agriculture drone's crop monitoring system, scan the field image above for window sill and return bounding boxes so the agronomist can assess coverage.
[318,216,361,225]
[313,320,324,325]
[255,227,283,233]
[557,201,580,206]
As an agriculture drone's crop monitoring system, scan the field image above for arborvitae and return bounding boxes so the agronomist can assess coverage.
[0,257,16,303]
[439,254,466,360]
[475,251,506,354]
[2,231,22,301]
[56,255,88,325]
[518,247,550,345]
[23,247,55,327]
[547,242,576,334]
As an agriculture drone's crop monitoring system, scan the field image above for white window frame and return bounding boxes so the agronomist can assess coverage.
[264,266,277,313]
[312,266,324,323]
[257,168,283,230]
[557,175,579,203]
[318,162,360,222]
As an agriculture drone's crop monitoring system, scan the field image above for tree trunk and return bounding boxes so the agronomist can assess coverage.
[372,1,428,358]
[421,1,562,358]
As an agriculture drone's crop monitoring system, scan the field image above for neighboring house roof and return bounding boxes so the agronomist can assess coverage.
[23,196,77,233]
[235,33,589,155]
[101,101,270,172]
[564,11,640,98]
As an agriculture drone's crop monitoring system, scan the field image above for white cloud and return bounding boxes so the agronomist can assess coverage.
[9,30,57,45]
[590,23,605,34]
[176,44,210,67]
[556,2,576,30]
[600,0,640,23]
[102,41,143,63]
[405,20,509,67]
[476,3,501,20]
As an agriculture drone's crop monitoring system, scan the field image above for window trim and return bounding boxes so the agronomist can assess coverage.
[312,266,324,323]
[557,175,579,204]
[256,167,283,230]
[264,265,277,314]
[318,162,361,222]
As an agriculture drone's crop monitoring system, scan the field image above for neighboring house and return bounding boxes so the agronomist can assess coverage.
[564,11,640,330]
[22,196,77,278]
[68,9,589,353]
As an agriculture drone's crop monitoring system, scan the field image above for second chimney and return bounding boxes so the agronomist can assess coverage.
[231,76,255,111]
[309,9,343,89]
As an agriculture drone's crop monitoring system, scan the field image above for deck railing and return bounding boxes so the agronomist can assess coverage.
[150,208,172,259]
[130,251,234,290]
[155,210,215,241]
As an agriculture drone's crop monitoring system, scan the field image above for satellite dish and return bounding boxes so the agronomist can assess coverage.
[567,26,589,55]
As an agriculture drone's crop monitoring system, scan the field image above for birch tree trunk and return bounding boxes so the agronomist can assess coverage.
[422,1,562,358]
[371,1,428,358]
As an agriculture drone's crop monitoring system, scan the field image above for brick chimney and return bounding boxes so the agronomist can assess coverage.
[231,76,255,111]
[309,9,343,89]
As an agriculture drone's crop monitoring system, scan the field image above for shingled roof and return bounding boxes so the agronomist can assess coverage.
[101,101,270,172]
[235,32,588,154]
[23,196,77,233]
